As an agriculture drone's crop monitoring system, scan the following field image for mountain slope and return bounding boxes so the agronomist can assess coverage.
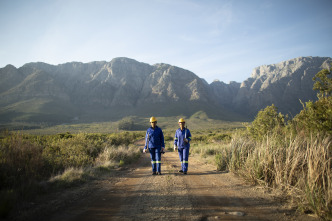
[232,56,332,117]
[0,56,330,124]
[0,58,236,123]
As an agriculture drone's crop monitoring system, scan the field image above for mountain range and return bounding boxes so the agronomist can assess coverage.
[0,56,331,125]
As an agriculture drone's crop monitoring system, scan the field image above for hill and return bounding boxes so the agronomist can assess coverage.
[0,56,331,126]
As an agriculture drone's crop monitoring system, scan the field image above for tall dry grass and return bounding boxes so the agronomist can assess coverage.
[222,132,331,219]
[191,129,331,219]
[95,145,141,167]
[0,131,143,218]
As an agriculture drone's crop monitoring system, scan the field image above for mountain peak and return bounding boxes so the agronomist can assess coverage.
[0,56,330,124]
[251,56,332,79]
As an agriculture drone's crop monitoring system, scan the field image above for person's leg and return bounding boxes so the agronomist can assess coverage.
[183,148,189,173]
[156,148,161,174]
[178,148,184,172]
[149,148,156,174]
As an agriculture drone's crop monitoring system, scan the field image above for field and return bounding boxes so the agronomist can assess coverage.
[2,111,244,135]
[0,116,330,220]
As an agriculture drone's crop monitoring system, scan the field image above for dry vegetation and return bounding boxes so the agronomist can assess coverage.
[193,131,331,219]
[0,131,144,218]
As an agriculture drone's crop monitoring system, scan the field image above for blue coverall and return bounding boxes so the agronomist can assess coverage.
[174,127,191,172]
[144,126,165,173]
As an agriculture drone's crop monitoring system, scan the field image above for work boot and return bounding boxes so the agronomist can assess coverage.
[157,172,162,175]
[152,172,157,175]
[183,171,187,174]
[178,170,183,173]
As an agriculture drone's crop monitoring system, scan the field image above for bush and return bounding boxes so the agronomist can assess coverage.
[0,133,45,189]
[118,118,134,130]
[191,132,231,143]
[215,153,228,171]
[292,98,332,135]
[246,104,286,140]
[292,67,332,135]
[95,145,141,166]
[42,133,104,173]
[0,128,145,220]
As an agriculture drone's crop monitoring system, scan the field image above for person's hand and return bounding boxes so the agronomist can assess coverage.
[162,147,165,152]
[174,145,177,151]
[184,138,188,143]
[143,148,146,153]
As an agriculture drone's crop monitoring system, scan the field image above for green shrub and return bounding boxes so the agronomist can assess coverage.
[292,96,332,135]
[119,160,125,167]
[215,153,228,171]
[118,118,134,130]
[107,131,144,146]
[57,132,73,139]
[211,133,232,142]
[42,133,103,172]
[246,104,286,140]
[192,134,208,142]
[291,67,332,135]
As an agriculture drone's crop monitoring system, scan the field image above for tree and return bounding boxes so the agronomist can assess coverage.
[313,68,332,98]
[247,104,286,140]
[293,66,332,134]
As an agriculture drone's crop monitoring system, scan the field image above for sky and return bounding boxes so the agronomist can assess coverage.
[0,0,331,83]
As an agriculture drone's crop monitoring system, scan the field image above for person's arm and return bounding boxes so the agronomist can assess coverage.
[144,131,148,149]
[187,129,191,142]
[143,130,149,153]
[174,130,178,150]
[161,129,165,149]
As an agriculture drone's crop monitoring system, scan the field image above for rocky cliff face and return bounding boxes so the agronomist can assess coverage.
[0,56,330,123]
[0,57,217,123]
[210,80,241,107]
[16,58,211,107]
[232,57,332,117]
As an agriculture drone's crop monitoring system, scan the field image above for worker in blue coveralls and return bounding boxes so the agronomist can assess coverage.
[143,116,165,175]
[174,118,191,174]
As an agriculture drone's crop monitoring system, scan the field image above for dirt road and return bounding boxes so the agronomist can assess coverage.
[19,142,318,221]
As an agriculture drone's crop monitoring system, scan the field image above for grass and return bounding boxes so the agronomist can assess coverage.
[0,131,143,218]
[192,130,331,220]
[2,115,330,219]
[1,111,245,135]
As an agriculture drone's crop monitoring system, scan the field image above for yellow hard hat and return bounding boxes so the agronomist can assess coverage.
[178,118,185,123]
[150,116,157,122]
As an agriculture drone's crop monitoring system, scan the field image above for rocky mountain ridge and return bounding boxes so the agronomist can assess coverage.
[0,56,331,124]
[232,56,331,116]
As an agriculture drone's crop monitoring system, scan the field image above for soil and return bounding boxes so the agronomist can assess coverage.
[9,140,319,221]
